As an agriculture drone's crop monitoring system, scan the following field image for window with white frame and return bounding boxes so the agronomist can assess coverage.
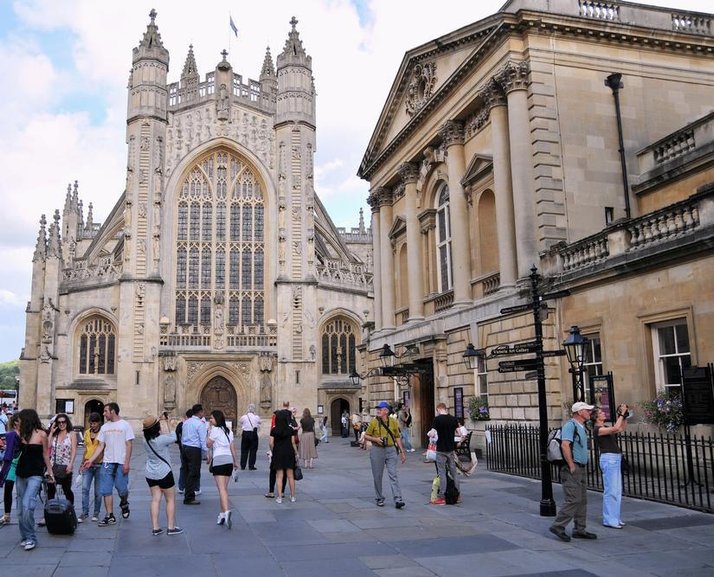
[583,334,603,384]
[435,184,453,293]
[476,354,488,401]
[652,320,691,393]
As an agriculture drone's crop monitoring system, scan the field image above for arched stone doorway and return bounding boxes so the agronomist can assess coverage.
[330,398,350,437]
[200,376,238,431]
[83,399,105,428]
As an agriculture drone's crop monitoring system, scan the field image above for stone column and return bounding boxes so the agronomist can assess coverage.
[440,120,471,304]
[367,191,382,331]
[377,187,395,330]
[400,162,424,320]
[419,209,437,296]
[482,80,517,288]
[497,60,535,279]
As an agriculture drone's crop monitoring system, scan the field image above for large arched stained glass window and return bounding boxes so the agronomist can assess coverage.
[321,317,357,375]
[78,316,116,375]
[175,149,265,328]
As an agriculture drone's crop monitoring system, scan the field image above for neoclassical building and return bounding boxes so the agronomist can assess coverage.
[358,0,714,448]
[20,12,372,431]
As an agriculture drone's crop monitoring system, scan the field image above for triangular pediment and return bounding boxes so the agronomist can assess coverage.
[387,216,406,240]
[461,154,493,187]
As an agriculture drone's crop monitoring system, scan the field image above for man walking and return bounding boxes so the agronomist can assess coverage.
[181,403,207,505]
[363,401,406,509]
[81,402,134,526]
[429,402,460,505]
[238,404,261,470]
[398,404,414,452]
[549,401,598,542]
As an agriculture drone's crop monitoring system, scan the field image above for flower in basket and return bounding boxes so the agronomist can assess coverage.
[641,390,684,433]
[469,396,490,421]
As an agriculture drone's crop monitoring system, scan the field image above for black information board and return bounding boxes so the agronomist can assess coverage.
[682,365,714,426]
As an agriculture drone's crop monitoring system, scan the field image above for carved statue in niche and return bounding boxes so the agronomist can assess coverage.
[140,135,150,151]
[214,304,224,334]
[138,202,147,219]
[260,371,272,407]
[217,83,229,119]
[309,344,316,361]
[136,282,145,304]
[137,238,146,256]
[164,374,176,406]
[41,299,55,343]
[154,136,163,174]
[292,241,302,255]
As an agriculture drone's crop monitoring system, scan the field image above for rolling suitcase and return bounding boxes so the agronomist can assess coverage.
[44,483,78,535]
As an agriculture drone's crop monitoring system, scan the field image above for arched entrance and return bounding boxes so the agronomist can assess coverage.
[83,399,104,428]
[200,376,238,431]
[330,398,350,437]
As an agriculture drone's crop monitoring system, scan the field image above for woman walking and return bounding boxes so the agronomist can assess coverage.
[142,414,183,536]
[593,404,629,529]
[207,410,238,529]
[15,409,54,551]
[269,410,298,503]
[0,414,21,526]
[47,413,77,506]
[298,408,318,469]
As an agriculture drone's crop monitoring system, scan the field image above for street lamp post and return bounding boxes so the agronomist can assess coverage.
[563,325,589,403]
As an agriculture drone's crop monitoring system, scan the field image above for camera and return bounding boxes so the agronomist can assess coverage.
[381,437,389,447]
[626,409,634,419]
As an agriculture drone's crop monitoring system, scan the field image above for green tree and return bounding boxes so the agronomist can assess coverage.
[0,359,19,389]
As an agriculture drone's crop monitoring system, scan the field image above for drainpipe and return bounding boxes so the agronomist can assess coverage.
[604,72,631,220]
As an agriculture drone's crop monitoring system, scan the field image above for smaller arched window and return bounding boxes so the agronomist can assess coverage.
[321,317,357,375]
[436,184,453,292]
[78,316,116,375]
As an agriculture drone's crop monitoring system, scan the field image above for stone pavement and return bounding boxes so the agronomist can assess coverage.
[1,436,713,577]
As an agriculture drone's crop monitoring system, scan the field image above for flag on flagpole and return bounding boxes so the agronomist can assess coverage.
[229,16,238,37]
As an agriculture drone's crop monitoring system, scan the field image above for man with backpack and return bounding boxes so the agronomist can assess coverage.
[429,403,460,505]
[549,401,597,542]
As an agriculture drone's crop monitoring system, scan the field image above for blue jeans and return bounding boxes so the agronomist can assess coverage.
[16,475,43,545]
[99,463,129,498]
[599,452,623,526]
[82,464,102,517]
[400,427,413,451]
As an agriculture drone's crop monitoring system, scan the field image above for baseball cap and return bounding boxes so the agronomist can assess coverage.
[571,401,595,413]
[375,401,390,410]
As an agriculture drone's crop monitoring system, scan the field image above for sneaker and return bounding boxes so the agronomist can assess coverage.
[395,500,405,509]
[549,525,571,542]
[225,511,232,530]
[91,515,99,522]
[167,527,184,535]
[177,488,184,494]
[195,489,202,495]
[78,513,87,523]
[264,492,274,498]
[0,515,10,526]
[216,513,225,525]
[152,528,164,536]
[20,540,29,546]
[37,519,46,527]
[24,541,36,551]
[98,514,116,527]
[290,496,296,503]
[408,449,416,452]
[431,497,446,506]
[376,498,385,507]
[120,500,130,519]
[275,496,283,504]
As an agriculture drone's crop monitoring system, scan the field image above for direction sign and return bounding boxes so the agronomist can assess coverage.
[490,345,515,357]
[512,341,539,354]
[541,349,566,358]
[541,289,571,301]
[498,359,539,372]
[500,303,532,315]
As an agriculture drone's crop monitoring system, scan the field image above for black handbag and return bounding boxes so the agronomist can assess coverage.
[294,465,303,481]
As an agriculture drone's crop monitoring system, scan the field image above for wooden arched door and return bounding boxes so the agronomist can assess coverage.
[200,376,237,431]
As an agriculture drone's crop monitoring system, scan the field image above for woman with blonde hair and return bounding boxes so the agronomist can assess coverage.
[298,408,318,469]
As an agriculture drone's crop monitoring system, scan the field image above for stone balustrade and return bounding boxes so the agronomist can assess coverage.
[62,258,121,284]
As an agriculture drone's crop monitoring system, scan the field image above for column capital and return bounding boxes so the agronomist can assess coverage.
[399,162,419,185]
[440,119,464,147]
[369,186,393,208]
[480,78,507,109]
[495,60,530,93]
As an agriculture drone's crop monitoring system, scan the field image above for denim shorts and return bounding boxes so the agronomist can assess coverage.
[99,462,129,497]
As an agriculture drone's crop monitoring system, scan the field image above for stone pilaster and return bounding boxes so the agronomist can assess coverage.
[377,187,395,329]
[400,162,424,320]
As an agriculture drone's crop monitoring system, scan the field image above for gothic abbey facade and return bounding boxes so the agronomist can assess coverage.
[20,12,372,431]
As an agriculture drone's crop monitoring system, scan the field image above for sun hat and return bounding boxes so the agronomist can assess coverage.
[571,401,595,413]
[142,415,159,430]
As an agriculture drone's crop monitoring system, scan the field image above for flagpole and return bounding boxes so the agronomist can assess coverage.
[228,12,232,60]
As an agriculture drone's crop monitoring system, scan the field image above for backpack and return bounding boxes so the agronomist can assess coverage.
[547,423,580,465]
[444,468,460,505]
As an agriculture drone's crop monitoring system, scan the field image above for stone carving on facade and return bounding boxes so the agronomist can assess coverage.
[405,61,437,116]
[399,161,419,185]
[163,374,176,407]
[154,136,163,173]
[40,345,52,363]
[41,298,56,343]
[217,83,230,120]
[127,136,135,172]
[417,145,446,196]
[186,360,202,383]
[495,60,530,93]
[440,119,465,147]
[138,202,147,219]
[135,282,145,305]
[162,351,177,372]
[259,352,273,408]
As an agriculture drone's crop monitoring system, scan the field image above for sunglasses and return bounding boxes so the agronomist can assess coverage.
[57,420,67,425]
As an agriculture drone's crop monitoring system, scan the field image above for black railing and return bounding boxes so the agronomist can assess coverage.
[486,424,714,513]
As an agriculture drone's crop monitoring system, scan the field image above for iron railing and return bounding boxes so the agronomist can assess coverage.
[486,424,714,513]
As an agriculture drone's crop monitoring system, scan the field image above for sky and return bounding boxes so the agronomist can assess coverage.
[0,0,710,363]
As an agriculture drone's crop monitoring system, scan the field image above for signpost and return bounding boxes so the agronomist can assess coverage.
[498,359,539,373]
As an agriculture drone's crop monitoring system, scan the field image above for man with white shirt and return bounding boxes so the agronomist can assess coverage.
[82,402,134,526]
[181,404,207,505]
[238,404,261,470]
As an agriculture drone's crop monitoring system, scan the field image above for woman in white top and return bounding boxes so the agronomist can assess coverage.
[142,414,183,536]
[206,410,238,529]
[47,413,77,505]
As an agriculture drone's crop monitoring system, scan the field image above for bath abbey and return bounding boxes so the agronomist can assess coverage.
[20,12,372,431]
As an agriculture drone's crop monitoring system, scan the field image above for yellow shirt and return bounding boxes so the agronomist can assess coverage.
[84,429,103,463]
[365,417,400,447]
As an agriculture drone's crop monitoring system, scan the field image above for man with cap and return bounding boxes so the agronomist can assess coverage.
[549,401,597,542]
[363,402,407,509]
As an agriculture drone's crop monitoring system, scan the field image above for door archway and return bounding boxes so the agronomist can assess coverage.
[83,399,105,428]
[200,376,238,431]
[330,398,350,437]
